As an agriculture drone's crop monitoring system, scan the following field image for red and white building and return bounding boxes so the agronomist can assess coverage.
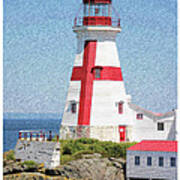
[60,0,176,142]
[126,140,177,180]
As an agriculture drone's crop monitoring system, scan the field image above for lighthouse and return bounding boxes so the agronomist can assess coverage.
[60,0,134,142]
[60,0,176,143]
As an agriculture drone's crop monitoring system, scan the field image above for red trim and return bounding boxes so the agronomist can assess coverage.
[100,67,123,81]
[83,17,112,26]
[83,0,111,4]
[128,140,177,152]
[78,41,97,125]
[71,67,83,81]
[118,103,123,114]
[119,126,126,142]
[71,66,123,81]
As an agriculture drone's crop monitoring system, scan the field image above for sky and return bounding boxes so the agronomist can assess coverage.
[3,0,177,118]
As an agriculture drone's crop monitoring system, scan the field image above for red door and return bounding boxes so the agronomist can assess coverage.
[119,126,126,142]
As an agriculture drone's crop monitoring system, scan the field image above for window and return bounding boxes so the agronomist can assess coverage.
[135,156,140,166]
[118,102,123,114]
[92,66,103,79]
[83,4,111,17]
[159,157,164,167]
[136,113,143,120]
[147,157,152,166]
[157,122,164,131]
[71,102,77,113]
[170,157,176,167]
[95,68,101,78]
[85,4,110,17]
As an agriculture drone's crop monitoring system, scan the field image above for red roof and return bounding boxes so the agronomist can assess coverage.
[128,140,177,152]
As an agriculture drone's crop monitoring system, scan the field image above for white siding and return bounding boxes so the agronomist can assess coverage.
[90,126,120,142]
[95,40,120,67]
[90,81,133,126]
[74,31,120,67]
[61,81,81,126]
[126,150,177,180]
[132,115,175,142]
[74,38,84,66]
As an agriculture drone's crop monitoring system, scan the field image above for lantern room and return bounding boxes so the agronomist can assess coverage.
[74,0,120,27]
[83,0,112,17]
[83,0,112,26]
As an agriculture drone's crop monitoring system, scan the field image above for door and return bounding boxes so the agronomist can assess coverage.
[119,126,126,142]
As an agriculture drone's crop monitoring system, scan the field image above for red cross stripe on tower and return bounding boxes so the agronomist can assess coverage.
[71,40,123,126]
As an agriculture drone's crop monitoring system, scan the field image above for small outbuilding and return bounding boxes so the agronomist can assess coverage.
[126,140,177,180]
[15,130,60,169]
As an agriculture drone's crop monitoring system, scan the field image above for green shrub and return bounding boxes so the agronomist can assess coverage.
[22,160,38,168]
[87,143,107,156]
[99,141,137,159]
[73,150,94,159]
[6,150,15,161]
[61,155,74,165]
[62,143,74,155]
[60,138,137,164]
[62,140,86,155]
[75,138,99,144]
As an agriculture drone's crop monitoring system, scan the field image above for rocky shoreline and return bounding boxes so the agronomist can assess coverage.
[4,152,126,180]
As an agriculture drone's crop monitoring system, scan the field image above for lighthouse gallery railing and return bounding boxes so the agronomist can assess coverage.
[74,17,121,28]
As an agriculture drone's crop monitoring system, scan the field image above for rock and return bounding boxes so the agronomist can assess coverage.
[3,162,24,175]
[94,153,102,158]
[3,151,126,180]
[104,166,118,180]
[56,155,125,180]
[113,158,126,164]
[12,164,24,173]
[108,157,126,170]
[112,161,122,169]
[38,163,44,169]
[108,157,116,161]
[24,166,38,173]
[5,160,14,166]
[38,167,46,174]
[3,167,11,175]
[115,170,125,180]
[3,160,6,167]
[45,169,60,176]
[82,153,102,159]
[4,173,74,180]
[82,154,94,159]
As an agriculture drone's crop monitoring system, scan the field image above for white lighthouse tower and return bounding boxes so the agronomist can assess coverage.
[60,0,134,142]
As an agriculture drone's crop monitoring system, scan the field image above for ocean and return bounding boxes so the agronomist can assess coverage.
[3,119,62,152]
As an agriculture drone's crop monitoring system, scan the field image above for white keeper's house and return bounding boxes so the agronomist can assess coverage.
[126,140,177,180]
[60,0,176,142]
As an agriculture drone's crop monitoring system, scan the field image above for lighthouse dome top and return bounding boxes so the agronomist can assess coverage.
[83,0,111,4]
[74,0,120,28]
